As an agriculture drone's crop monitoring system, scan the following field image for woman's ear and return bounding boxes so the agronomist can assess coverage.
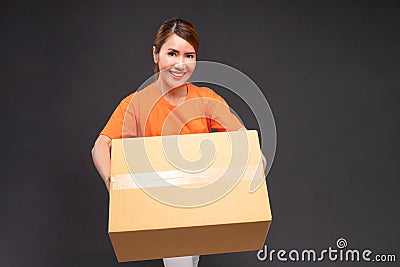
[152,46,158,64]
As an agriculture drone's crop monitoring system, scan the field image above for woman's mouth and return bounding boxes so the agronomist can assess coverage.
[170,70,185,78]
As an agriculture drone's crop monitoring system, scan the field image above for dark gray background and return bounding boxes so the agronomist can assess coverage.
[1,0,399,266]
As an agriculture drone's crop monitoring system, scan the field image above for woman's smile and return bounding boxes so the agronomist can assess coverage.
[169,70,186,79]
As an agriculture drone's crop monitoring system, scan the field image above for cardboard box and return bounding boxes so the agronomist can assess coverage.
[109,130,272,262]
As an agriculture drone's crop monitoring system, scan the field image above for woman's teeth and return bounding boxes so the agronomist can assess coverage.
[170,71,184,78]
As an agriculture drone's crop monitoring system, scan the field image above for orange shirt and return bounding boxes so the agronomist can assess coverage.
[100,82,243,139]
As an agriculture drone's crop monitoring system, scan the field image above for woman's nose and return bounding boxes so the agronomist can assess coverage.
[174,56,185,68]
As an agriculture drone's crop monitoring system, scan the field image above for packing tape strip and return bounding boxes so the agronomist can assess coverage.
[111,165,260,190]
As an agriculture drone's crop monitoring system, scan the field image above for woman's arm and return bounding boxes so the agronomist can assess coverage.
[261,153,267,173]
[238,127,267,172]
[91,135,112,192]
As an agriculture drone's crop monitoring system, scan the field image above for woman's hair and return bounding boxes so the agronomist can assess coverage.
[153,18,199,74]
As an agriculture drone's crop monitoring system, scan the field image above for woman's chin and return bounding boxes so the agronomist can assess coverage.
[168,81,187,90]
[161,76,189,90]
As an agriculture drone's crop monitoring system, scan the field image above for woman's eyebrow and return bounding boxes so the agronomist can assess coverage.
[167,48,195,54]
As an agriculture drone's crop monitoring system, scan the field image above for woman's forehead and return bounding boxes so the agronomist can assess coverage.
[162,34,195,53]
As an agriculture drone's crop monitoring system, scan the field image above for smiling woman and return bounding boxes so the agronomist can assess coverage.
[152,18,199,105]
[91,18,255,267]
[153,33,197,105]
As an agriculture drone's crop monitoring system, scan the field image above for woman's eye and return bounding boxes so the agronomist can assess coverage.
[168,52,176,56]
[187,54,195,59]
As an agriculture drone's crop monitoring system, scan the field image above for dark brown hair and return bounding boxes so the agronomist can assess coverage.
[153,18,200,74]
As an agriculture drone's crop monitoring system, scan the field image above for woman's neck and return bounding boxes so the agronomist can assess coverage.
[156,80,187,98]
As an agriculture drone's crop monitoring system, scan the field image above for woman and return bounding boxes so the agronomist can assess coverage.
[92,18,265,267]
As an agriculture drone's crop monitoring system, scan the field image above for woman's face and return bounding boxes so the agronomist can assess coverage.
[153,33,197,91]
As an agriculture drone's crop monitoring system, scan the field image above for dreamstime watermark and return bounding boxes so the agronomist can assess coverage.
[257,238,396,263]
[121,61,277,207]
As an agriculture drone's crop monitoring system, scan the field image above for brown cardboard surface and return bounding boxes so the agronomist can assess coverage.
[108,130,272,262]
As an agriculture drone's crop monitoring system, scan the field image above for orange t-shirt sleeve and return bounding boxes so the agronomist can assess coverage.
[205,89,243,132]
[100,94,137,139]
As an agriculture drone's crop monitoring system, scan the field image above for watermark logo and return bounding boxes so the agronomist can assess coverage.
[336,238,347,249]
[120,61,277,207]
[257,238,396,263]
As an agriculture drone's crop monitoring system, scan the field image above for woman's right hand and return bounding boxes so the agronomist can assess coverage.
[91,135,112,192]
